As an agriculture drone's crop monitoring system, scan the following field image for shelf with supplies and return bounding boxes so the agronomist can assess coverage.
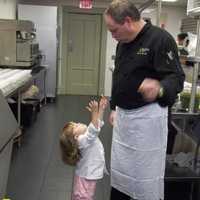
[0,66,47,146]
[165,111,200,200]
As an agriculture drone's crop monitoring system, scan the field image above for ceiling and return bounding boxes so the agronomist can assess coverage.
[18,0,188,7]
[98,0,187,7]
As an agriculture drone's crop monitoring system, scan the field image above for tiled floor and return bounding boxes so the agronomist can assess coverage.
[6,95,112,200]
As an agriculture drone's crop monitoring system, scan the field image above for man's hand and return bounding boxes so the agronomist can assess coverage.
[138,78,161,102]
[109,110,116,126]
[99,96,108,120]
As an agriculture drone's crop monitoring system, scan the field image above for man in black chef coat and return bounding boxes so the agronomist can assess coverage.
[104,0,185,200]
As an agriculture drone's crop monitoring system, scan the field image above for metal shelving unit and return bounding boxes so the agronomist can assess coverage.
[167,2,200,199]
[178,0,200,113]
[0,90,18,199]
[0,67,47,145]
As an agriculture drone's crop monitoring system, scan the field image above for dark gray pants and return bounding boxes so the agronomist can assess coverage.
[110,187,132,200]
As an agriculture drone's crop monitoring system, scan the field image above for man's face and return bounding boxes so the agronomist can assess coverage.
[177,38,183,46]
[104,14,133,43]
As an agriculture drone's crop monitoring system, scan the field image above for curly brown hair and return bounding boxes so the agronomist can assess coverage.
[59,122,81,166]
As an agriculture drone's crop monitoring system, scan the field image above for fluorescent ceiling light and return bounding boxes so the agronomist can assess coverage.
[142,8,155,13]
[157,0,177,2]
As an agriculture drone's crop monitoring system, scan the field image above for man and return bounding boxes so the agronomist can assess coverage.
[177,32,189,56]
[177,32,193,67]
[104,1,185,200]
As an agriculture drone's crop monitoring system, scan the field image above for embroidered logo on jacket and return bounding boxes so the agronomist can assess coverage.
[137,48,150,55]
[166,51,175,64]
[167,51,174,60]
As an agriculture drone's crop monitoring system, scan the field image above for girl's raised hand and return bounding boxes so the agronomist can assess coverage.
[99,96,108,110]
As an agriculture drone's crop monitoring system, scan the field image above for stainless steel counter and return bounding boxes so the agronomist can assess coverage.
[0,90,18,199]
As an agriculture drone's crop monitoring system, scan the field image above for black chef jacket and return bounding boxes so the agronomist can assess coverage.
[110,22,185,110]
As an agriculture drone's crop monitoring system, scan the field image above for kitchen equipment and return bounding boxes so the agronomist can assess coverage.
[0,19,40,68]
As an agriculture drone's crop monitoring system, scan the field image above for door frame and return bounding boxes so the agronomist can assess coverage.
[58,6,107,96]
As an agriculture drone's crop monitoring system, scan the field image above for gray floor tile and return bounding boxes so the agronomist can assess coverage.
[7,95,111,200]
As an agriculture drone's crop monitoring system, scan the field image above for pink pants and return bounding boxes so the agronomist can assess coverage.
[71,175,97,200]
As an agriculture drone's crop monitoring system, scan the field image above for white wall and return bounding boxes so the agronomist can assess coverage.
[142,6,187,38]
[104,32,117,97]
[18,4,57,98]
[104,6,187,96]
[0,0,16,19]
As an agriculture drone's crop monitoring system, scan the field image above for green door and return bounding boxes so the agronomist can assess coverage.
[64,13,101,95]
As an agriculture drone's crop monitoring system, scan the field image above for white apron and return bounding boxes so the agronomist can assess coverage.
[111,103,168,200]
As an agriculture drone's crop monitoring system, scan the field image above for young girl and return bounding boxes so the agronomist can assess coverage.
[60,97,108,200]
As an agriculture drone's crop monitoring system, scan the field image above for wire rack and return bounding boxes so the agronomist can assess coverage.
[187,0,200,16]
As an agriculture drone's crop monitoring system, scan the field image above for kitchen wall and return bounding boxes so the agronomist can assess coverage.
[142,6,187,38]
[18,4,57,98]
[0,0,16,19]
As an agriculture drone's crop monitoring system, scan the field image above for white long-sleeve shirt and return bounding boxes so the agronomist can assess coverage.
[75,121,105,180]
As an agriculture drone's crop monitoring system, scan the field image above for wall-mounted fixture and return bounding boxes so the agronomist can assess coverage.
[79,0,92,9]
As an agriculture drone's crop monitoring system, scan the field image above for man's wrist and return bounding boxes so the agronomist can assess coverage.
[158,85,164,98]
